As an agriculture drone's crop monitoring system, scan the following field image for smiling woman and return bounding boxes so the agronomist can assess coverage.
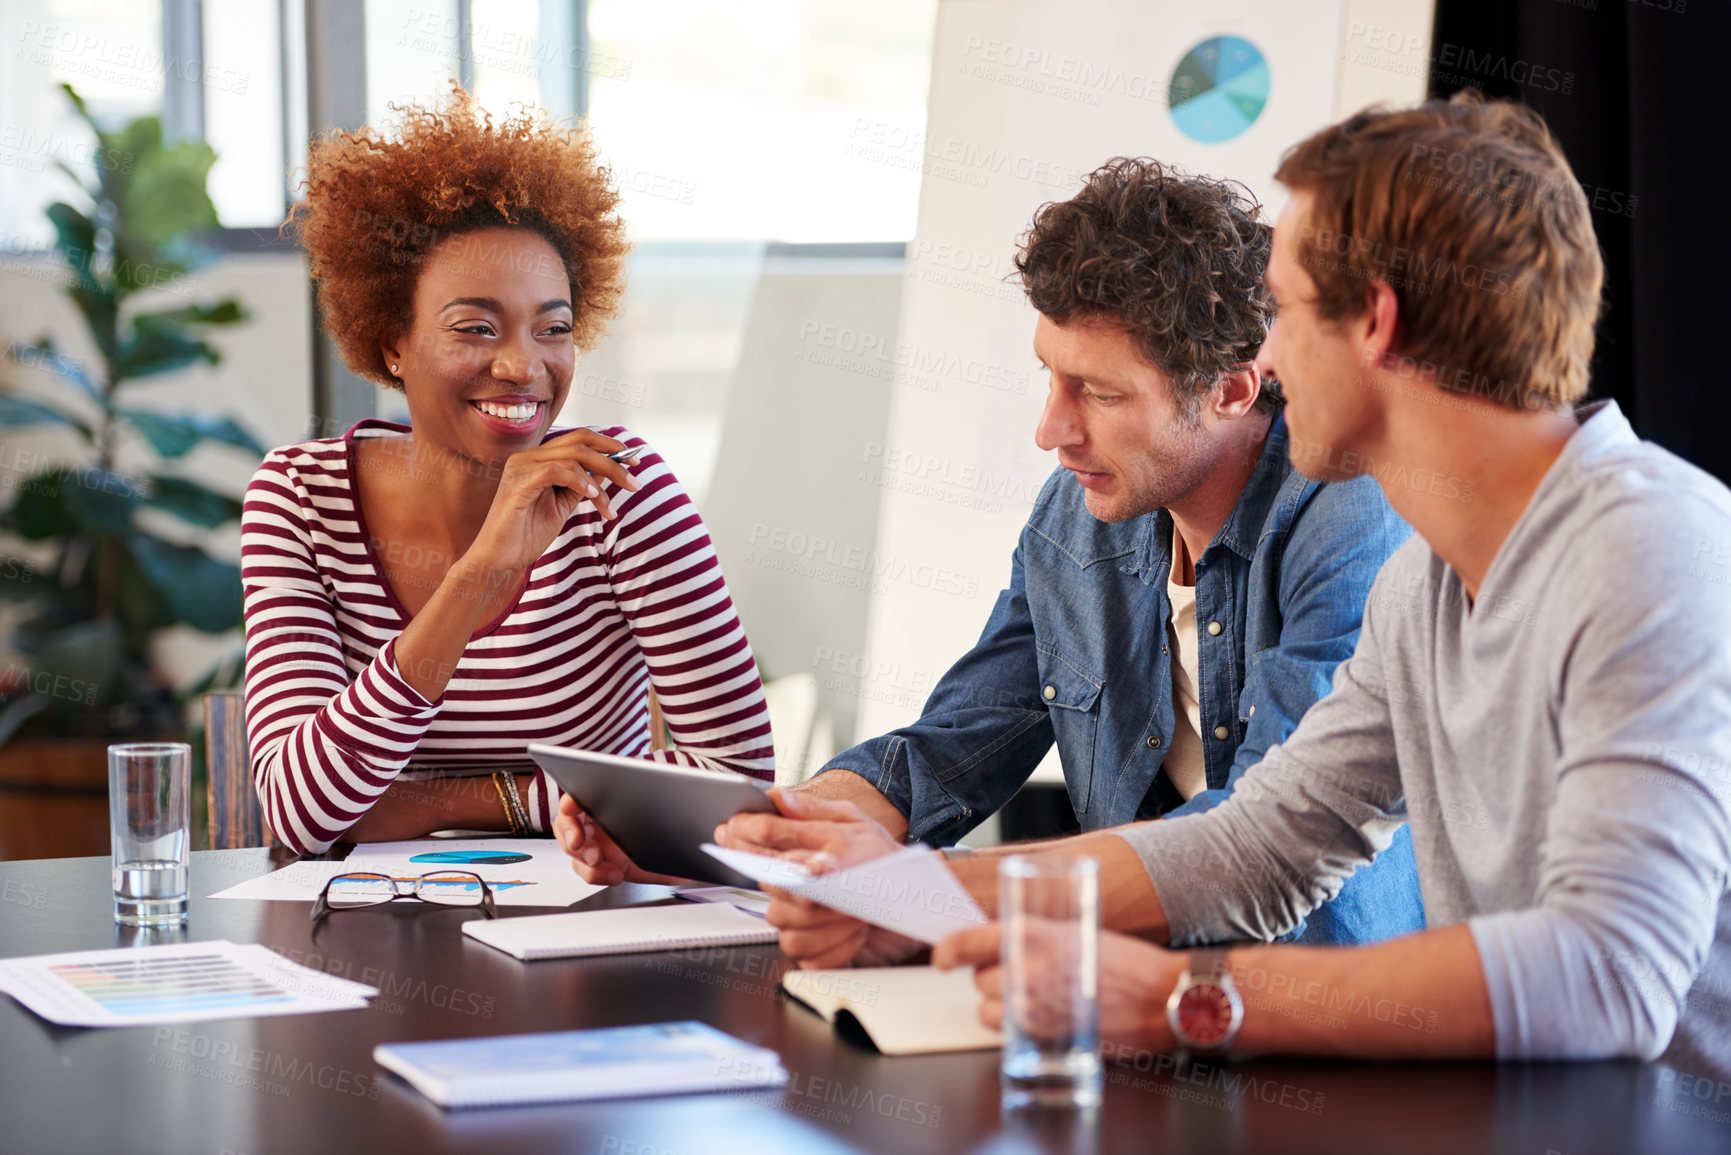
[240,90,774,857]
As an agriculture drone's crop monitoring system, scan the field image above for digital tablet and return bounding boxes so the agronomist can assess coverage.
[527,744,778,887]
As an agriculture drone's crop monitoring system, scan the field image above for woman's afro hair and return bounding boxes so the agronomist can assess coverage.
[285,86,629,388]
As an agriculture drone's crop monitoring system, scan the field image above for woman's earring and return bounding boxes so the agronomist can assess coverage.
[391,364,399,373]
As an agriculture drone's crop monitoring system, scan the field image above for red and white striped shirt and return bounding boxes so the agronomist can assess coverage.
[241,420,775,855]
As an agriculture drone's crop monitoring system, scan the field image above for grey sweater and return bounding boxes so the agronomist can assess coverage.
[1119,402,1731,1069]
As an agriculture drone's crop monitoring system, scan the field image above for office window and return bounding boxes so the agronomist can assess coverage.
[587,0,936,242]
[366,0,462,133]
[568,0,936,503]
[202,0,286,229]
[364,0,938,501]
[0,0,166,248]
[0,0,288,236]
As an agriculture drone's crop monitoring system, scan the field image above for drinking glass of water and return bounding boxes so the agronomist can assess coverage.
[999,853,1101,1110]
[108,743,190,925]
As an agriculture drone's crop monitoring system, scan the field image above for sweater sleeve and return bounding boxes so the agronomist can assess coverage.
[596,436,776,781]
[1467,495,1731,1061]
[241,453,443,855]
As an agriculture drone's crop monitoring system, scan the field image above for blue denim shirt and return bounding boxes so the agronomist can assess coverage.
[829,413,1426,945]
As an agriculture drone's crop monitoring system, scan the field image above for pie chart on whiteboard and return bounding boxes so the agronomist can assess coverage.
[1168,36,1270,144]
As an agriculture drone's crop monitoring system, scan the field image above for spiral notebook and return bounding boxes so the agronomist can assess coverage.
[461,902,778,961]
[375,1021,788,1108]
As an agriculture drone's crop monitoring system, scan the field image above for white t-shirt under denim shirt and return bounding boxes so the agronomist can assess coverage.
[1119,401,1731,1072]
[1164,527,1207,800]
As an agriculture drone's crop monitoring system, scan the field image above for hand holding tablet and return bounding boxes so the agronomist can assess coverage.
[530,744,776,887]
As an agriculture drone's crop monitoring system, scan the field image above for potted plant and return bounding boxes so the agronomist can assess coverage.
[0,85,261,857]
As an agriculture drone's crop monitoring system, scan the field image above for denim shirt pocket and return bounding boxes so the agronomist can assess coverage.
[1033,646,1104,815]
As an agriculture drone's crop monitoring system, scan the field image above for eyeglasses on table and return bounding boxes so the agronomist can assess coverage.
[311,870,497,922]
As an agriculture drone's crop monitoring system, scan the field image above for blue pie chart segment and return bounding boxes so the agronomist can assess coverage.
[1170,36,1269,144]
[409,850,534,865]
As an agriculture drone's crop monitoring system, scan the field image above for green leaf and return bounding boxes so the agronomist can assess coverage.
[143,474,243,528]
[126,533,242,632]
[121,410,265,458]
[123,137,219,249]
[10,471,76,540]
[44,202,98,286]
[102,115,163,210]
[112,541,175,638]
[60,84,94,131]
[113,325,219,379]
[121,410,197,456]
[57,467,142,534]
[0,393,91,436]
[42,202,102,303]
[44,206,118,354]
[5,338,103,404]
[110,115,162,162]
[9,467,142,538]
[132,299,249,328]
[68,282,119,360]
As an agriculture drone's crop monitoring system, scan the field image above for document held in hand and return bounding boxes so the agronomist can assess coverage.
[700,843,988,944]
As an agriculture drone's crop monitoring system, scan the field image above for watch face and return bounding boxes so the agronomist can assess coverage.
[1175,982,1236,1047]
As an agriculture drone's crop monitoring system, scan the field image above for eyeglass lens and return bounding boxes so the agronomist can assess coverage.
[415,871,488,906]
[325,871,485,909]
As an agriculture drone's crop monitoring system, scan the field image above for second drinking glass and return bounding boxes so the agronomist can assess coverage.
[999,852,1101,1109]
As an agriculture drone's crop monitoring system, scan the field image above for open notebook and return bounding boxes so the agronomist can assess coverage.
[463,903,778,961]
[782,966,1002,1055]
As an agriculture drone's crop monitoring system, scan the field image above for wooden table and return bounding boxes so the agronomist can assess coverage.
[0,849,1725,1154]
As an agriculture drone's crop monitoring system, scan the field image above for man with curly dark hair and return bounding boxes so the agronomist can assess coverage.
[708,158,1424,964]
[243,91,773,856]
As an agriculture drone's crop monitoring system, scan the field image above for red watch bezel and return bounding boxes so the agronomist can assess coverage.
[1165,955,1244,1052]
[1172,981,1236,1047]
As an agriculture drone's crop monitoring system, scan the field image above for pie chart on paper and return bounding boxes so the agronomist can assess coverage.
[1168,36,1270,144]
[409,850,534,865]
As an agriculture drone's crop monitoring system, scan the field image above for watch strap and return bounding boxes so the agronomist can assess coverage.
[1189,950,1231,981]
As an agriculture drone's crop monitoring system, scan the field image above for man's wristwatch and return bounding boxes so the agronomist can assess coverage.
[1165,951,1243,1056]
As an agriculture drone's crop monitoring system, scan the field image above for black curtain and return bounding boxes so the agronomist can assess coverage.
[1430,0,1730,484]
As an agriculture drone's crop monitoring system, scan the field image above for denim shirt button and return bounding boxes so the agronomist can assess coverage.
[1146,734,1161,749]
[1213,725,1230,740]
[1043,685,1056,701]
[1207,621,1223,636]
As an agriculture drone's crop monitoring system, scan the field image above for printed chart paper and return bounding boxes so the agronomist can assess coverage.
[209,839,605,907]
[0,940,377,1028]
[701,843,988,943]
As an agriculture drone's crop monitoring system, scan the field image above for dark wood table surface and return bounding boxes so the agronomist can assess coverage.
[0,848,1727,1155]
